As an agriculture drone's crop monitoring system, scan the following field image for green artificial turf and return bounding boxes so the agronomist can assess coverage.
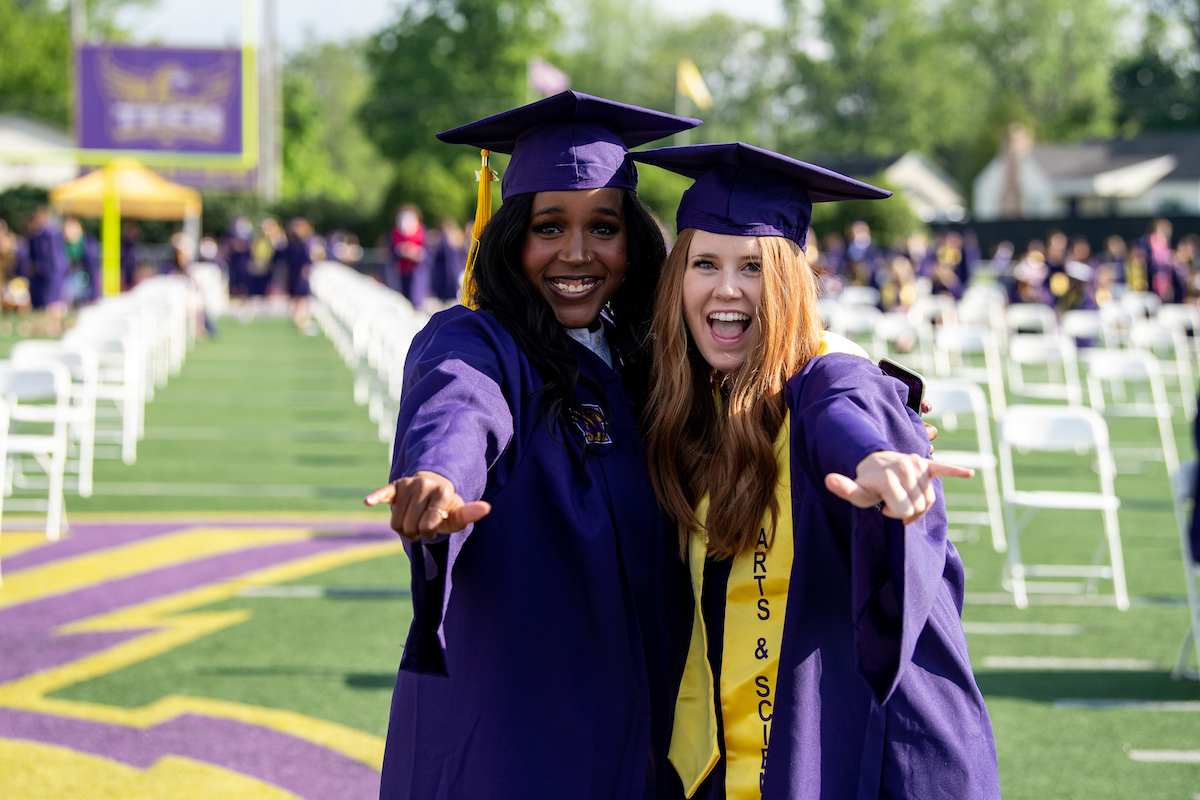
[31,317,1200,795]
[24,316,393,514]
[53,552,411,737]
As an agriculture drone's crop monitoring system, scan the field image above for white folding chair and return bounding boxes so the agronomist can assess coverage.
[10,341,99,497]
[998,405,1128,610]
[933,325,1007,419]
[1171,459,1200,680]
[1122,291,1162,320]
[1006,303,1058,335]
[1156,304,1200,340]
[958,286,1007,334]
[926,379,1007,552]
[910,293,957,328]
[829,304,882,349]
[1061,309,1118,350]
[873,313,934,373]
[1155,303,1200,384]
[1007,333,1083,405]
[838,285,880,308]
[63,330,143,465]
[0,362,72,541]
[1130,320,1196,420]
[1084,350,1179,476]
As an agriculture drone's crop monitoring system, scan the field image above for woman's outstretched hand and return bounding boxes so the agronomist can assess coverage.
[364,470,492,542]
[825,451,972,526]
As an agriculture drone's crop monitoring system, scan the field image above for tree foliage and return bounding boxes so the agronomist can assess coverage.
[357,0,559,223]
[350,0,1192,227]
[1113,9,1200,132]
[0,0,70,123]
[282,42,393,211]
[359,0,559,165]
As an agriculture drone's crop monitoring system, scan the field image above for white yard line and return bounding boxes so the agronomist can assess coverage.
[1056,700,1200,711]
[145,426,380,442]
[90,482,369,498]
[962,622,1085,635]
[1128,750,1200,763]
[238,585,409,598]
[981,656,1159,671]
[965,592,1187,607]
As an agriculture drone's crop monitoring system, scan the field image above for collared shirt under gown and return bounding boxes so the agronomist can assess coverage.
[379,306,685,800]
[678,353,1000,800]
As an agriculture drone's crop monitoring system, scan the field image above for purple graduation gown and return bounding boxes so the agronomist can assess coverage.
[687,353,999,799]
[762,353,999,798]
[380,306,682,799]
[1190,390,1200,563]
[26,224,69,308]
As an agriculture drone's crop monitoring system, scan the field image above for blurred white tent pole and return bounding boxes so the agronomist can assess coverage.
[675,59,712,145]
[71,0,86,43]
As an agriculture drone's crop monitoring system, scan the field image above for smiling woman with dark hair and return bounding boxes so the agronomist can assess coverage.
[364,92,700,800]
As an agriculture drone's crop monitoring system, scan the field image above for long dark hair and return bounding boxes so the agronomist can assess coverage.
[470,189,666,434]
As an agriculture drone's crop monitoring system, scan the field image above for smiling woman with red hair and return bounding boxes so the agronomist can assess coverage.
[633,142,1001,800]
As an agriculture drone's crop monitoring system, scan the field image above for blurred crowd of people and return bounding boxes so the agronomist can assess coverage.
[811,217,1200,314]
[0,206,104,337]
[0,200,470,341]
[212,205,468,331]
[9,200,1190,341]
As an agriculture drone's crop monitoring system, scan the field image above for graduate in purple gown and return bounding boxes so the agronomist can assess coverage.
[631,143,1001,800]
[363,92,701,800]
[23,206,70,334]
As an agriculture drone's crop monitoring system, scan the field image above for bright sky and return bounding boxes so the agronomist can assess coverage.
[112,0,785,51]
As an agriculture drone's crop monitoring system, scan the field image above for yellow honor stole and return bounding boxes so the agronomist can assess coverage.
[668,331,867,799]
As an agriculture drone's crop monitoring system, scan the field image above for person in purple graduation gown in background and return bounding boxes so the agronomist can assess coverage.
[363,92,702,799]
[22,206,70,334]
[632,143,1001,800]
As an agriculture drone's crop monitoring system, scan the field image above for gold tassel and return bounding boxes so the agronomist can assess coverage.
[461,149,496,308]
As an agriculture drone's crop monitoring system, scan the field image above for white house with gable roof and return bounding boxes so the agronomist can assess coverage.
[974,126,1200,220]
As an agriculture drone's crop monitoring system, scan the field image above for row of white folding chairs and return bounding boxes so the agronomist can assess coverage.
[827,301,1196,431]
[0,362,71,549]
[60,275,199,466]
[832,282,1199,386]
[310,262,430,448]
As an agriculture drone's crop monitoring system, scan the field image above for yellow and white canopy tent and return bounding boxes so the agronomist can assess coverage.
[49,158,202,296]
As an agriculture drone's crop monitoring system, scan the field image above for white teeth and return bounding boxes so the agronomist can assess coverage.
[708,311,750,322]
[551,278,598,294]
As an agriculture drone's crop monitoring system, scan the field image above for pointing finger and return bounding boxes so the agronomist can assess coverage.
[363,483,397,506]
[928,461,975,480]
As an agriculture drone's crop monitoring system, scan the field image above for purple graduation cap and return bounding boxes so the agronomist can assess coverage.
[628,141,892,248]
[437,91,701,199]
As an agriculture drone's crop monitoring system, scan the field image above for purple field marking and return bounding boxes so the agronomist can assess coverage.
[0,531,397,683]
[0,708,380,800]
[5,523,192,571]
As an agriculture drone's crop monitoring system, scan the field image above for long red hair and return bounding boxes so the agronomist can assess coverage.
[645,230,823,559]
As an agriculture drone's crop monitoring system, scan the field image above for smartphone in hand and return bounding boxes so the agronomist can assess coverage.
[878,358,926,415]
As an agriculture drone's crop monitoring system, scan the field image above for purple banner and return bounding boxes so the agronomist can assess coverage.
[77,45,243,154]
